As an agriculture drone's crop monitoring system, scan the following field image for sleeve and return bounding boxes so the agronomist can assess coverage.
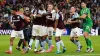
[84,8,91,18]
[56,13,59,20]
[74,13,79,18]
[38,10,41,14]
[31,9,34,13]
[19,14,24,19]
[83,8,90,15]
[87,9,91,18]
[43,10,46,14]
[38,10,47,15]
[52,12,56,19]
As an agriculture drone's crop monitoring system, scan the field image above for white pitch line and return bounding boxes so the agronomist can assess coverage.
[64,41,100,42]
[62,54,100,56]
[82,54,100,55]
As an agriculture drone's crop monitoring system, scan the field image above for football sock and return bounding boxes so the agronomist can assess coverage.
[60,40,65,48]
[56,41,60,51]
[47,36,52,49]
[41,40,46,50]
[9,46,12,51]
[88,38,93,49]
[85,38,90,48]
[18,39,23,47]
[71,39,81,50]
[75,40,81,50]
[35,39,39,49]
[29,39,33,47]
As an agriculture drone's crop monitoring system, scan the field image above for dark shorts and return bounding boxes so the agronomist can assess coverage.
[23,28,32,41]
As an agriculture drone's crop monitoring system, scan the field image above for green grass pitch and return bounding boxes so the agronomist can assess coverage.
[0,35,100,56]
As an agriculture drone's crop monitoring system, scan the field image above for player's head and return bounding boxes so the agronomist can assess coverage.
[54,6,58,12]
[47,4,53,12]
[12,5,21,15]
[39,3,44,10]
[24,7,30,15]
[24,7,30,12]
[70,7,76,13]
[81,1,87,8]
[5,4,10,9]
[12,7,18,15]
[54,5,60,12]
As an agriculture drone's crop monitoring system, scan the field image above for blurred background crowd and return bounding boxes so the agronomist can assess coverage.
[0,0,100,29]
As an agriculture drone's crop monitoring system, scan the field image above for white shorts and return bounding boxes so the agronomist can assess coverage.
[32,25,42,36]
[55,28,63,37]
[42,26,47,36]
[47,27,54,36]
[70,27,80,37]
[11,30,24,39]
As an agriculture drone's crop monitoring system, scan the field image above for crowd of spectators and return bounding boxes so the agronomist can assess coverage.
[0,0,100,29]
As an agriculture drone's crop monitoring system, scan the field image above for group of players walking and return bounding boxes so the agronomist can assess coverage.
[5,1,94,54]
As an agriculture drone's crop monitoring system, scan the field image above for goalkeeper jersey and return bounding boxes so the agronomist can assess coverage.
[80,7,93,27]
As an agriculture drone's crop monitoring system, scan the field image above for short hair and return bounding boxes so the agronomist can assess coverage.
[48,3,54,6]
[12,6,18,11]
[12,5,20,11]
[5,3,10,7]
[55,5,61,10]
[71,6,76,10]
[81,1,87,4]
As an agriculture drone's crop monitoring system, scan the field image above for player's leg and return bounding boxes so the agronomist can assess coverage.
[40,35,47,53]
[22,28,31,50]
[5,30,16,54]
[27,28,32,44]
[16,29,27,51]
[19,30,27,54]
[70,29,76,46]
[5,37,15,54]
[74,37,82,52]
[55,37,66,54]
[39,26,47,53]
[34,25,42,53]
[22,37,28,51]
[70,37,82,52]
[74,28,82,52]
[34,36,40,52]
[28,37,35,50]
[83,26,94,52]
[21,39,27,53]
[16,39,23,51]
[70,28,82,52]
[28,25,36,49]
[55,36,61,54]
[55,28,66,54]
[46,27,54,52]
